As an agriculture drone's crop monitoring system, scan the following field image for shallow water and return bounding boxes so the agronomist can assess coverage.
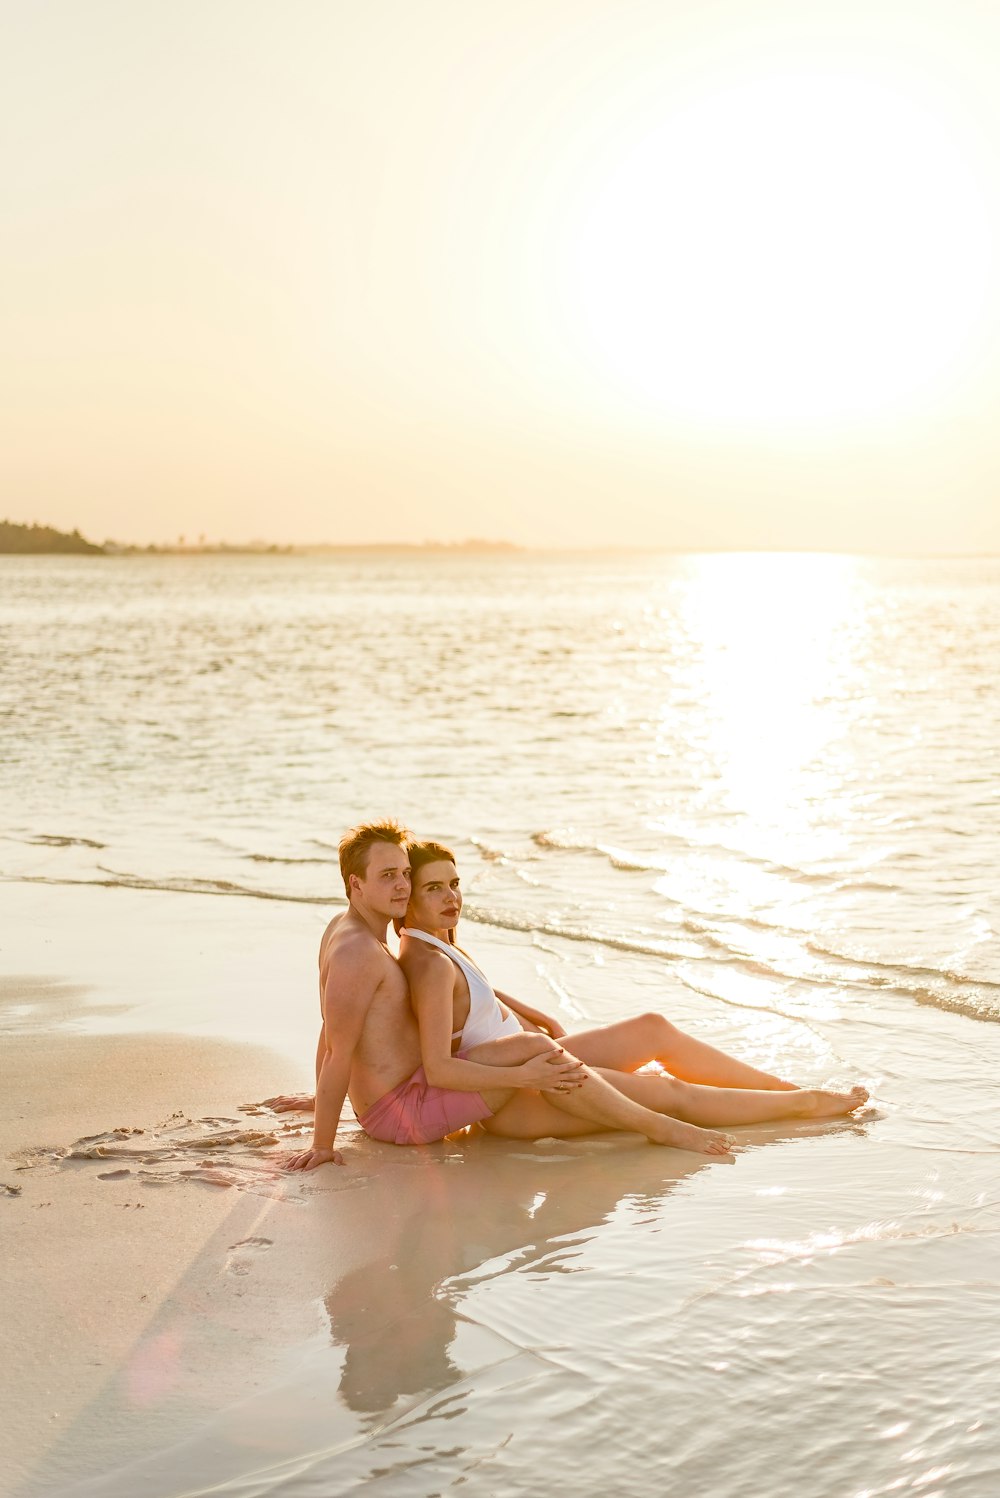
[4,550,999,1023]
[4,551,1000,1496]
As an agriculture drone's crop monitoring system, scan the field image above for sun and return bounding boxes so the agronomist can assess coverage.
[566,68,994,434]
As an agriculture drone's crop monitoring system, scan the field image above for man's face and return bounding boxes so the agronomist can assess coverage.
[405,860,462,933]
[353,842,411,919]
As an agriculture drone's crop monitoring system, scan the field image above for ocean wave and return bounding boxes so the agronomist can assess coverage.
[244,852,333,866]
[461,901,688,959]
[10,832,106,849]
[8,870,339,907]
[804,935,1000,994]
[470,905,999,1023]
[529,827,895,893]
[6,862,996,1025]
[801,937,1000,1023]
[469,836,516,863]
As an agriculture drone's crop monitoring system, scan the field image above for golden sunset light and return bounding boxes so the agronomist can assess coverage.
[4,1,1000,550]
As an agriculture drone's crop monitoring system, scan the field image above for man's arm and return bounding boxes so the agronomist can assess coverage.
[285,1043,352,1170]
[285,947,379,1170]
[494,989,567,1039]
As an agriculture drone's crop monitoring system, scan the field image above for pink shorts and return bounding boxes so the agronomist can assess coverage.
[359,1061,494,1145]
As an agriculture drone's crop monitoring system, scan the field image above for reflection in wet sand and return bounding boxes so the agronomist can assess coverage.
[34,1129,711,1498]
[324,1130,710,1426]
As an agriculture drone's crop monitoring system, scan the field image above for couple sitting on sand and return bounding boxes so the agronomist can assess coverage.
[285,820,867,1170]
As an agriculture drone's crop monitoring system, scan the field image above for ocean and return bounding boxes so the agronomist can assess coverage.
[4,550,999,1496]
[5,550,999,1022]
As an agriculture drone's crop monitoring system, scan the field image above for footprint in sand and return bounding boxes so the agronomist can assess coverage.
[224,1236,273,1276]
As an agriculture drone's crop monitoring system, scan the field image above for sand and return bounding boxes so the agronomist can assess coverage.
[4,880,998,1498]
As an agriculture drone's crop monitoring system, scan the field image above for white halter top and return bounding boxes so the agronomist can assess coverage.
[400,928,523,1050]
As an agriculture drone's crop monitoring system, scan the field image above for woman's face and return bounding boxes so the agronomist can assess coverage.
[406,859,462,933]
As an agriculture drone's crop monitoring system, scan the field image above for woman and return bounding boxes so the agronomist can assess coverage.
[394,841,867,1151]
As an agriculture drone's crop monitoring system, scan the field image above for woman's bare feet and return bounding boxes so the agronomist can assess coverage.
[651,1117,736,1155]
[794,1085,869,1119]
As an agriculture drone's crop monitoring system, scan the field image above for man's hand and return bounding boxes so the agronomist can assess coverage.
[260,1093,316,1114]
[285,1146,344,1171]
[502,993,568,1039]
[518,1048,586,1092]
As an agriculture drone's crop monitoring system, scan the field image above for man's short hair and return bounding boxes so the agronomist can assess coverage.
[339,819,410,897]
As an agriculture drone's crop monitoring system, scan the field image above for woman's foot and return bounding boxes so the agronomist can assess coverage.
[794,1085,869,1118]
[650,1117,736,1155]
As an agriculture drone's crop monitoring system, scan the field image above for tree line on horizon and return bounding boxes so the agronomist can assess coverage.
[0,519,520,555]
[0,520,104,553]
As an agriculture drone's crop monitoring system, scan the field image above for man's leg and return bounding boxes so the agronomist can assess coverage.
[560,1013,798,1090]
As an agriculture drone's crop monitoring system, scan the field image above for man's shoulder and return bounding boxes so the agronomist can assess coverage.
[326,922,384,966]
[322,921,399,991]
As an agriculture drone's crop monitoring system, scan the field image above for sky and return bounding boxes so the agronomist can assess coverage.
[4,0,1000,551]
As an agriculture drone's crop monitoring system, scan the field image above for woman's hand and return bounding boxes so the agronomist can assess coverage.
[517,1048,586,1092]
[285,1146,344,1170]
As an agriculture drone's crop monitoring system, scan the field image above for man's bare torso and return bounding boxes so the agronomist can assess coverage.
[319,912,422,1115]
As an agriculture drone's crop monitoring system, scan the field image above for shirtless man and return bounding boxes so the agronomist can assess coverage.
[285,820,588,1171]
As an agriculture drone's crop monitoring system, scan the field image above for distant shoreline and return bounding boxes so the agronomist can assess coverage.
[0,519,521,556]
[3,521,998,560]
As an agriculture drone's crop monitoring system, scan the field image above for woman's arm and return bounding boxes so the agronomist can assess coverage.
[412,953,572,1091]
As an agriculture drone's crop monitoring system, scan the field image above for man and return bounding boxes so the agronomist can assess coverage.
[285,820,588,1170]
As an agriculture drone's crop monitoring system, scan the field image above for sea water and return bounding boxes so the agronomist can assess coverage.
[3,551,999,1496]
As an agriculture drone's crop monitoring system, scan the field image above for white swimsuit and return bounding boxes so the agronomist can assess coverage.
[400,928,523,1050]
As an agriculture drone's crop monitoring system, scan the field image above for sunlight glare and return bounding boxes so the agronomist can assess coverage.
[668,554,863,858]
[570,70,993,433]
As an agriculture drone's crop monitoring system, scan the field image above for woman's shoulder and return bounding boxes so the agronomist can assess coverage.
[398,935,455,975]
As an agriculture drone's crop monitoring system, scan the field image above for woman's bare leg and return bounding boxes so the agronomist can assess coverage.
[466,1034,735,1155]
[483,1085,733,1154]
[591,1068,868,1126]
[561,1013,798,1090]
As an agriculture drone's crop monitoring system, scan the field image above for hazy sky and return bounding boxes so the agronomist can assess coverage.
[5,0,1000,550]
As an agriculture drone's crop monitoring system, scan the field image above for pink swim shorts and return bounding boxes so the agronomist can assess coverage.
[359,1062,494,1145]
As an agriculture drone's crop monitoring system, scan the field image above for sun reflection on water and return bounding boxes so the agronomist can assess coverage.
[662,553,870,866]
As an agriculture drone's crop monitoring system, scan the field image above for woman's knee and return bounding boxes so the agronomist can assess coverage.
[467,1032,557,1065]
[511,1032,560,1061]
[639,1011,677,1041]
